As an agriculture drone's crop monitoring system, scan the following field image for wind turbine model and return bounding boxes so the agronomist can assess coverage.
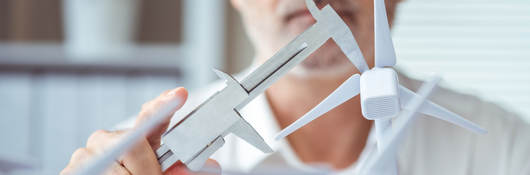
[276,0,487,174]
[360,76,445,175]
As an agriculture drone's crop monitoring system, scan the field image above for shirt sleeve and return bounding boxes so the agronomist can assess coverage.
[506,115,530,174]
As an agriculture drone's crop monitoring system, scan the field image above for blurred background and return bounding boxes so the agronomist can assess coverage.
[0,0,528,174]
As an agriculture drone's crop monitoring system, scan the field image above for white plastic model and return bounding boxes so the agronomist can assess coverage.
[360,68,400,120]
[276,0,487,174]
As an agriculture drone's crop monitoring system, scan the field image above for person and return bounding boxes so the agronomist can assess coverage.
[62,0,530,174]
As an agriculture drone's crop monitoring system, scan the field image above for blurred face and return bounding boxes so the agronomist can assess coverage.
[231,0,399,77]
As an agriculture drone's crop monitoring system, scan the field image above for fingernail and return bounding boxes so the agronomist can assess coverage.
[167,89,178,97]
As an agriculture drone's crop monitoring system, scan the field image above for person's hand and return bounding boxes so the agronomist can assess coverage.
[61,87,221,175]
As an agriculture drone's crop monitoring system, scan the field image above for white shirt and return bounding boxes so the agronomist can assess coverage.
[132,69,530,175]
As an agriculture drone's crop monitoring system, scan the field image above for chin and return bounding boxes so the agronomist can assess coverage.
[286,17,315,37]
[289,58,354,78]
[284,40,359,78]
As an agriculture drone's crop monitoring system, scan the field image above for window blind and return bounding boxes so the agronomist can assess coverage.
[393,0,530,121]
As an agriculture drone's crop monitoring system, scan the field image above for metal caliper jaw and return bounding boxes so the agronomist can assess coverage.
[157,137,225,171]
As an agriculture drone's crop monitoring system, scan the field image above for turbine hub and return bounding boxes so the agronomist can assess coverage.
[360,68,400,120]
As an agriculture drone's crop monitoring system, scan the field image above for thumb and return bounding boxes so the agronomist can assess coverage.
[135,87,188,149]
[164,159,221,175]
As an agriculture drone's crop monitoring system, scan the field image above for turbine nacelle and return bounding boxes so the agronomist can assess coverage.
[360,68,400,120]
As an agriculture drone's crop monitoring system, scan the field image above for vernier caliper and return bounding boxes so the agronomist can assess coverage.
[156,0,368,171]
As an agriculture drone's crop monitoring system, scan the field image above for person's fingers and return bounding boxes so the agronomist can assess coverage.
[120,137,163,175]
[86,130,124,154]
[164,159,221,175]
[63,88,189,175]
[84,129,163,174]
[164,162,189,175]
[197,159,222,175]
[61,148,94,175]
[103,162,131,175]
[136,87,188,149]
[63,130,131,175]
[61,146,132,175]
[69,148,94,166]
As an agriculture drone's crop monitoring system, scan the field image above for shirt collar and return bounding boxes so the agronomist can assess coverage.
[239,91,378,174]
[234,63,379,173]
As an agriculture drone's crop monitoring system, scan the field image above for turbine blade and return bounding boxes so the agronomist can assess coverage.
[332,24,370,73]
[362,77,441,174]
[374,0,397,67]
[276,74,361,140]
[398,86,487,134]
